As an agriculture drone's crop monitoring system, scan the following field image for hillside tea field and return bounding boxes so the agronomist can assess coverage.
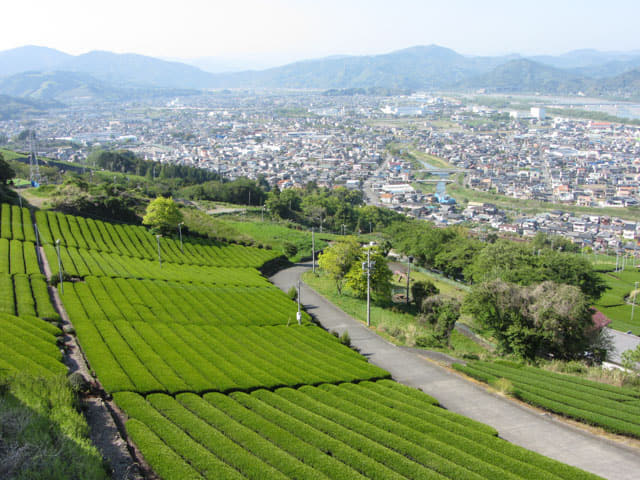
[454,360,640,438]
[0,204,605,478]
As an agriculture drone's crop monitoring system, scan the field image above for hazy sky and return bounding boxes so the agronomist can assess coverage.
[3,0,640,66]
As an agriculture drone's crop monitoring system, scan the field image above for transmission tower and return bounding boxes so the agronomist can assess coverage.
[28,131,41,186]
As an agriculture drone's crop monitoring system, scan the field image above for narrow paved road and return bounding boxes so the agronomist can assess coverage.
[271,264,640,480]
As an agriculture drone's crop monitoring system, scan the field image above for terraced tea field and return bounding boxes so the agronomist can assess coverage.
[0,203,607,478]
[454,360,640,438]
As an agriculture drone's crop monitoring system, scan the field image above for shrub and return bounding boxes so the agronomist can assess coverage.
[489,377,515,395]
[287,286,298,300]
[339,331,351,347]
[415,334,441,349]
[283,241,298,258]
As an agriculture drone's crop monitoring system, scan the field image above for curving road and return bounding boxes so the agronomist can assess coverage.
[271,264,640,480]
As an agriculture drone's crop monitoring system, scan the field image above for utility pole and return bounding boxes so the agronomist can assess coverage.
[296,280,302,325]
[178,222,184,253]
[311,227,316,274]
[262,205,266,222]
[156,234,163,267]
[362,242,376,327]
[631,281,639,324]
[406,256,414,305]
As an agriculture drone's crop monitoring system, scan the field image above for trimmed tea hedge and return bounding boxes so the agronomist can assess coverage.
[59,302,388,394]
[0,312,65,376]
[453,360,640,438]
[115,383,600,480]
[63,277,309,326]
[43,244,271,285]
[34,208,279,268]
[0,273,58,320]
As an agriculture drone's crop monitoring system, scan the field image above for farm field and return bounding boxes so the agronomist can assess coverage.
[0,238,41,274]
[33,209,279,267]
[0,272,60,320]
[0,312,66,376]
[115,381,600,480]
[62,276,309,326]
[45,244,272,285]
[453,360,640,438]
[0,202,605,478]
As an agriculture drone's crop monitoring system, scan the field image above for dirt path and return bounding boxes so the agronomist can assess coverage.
[39,246,143,479]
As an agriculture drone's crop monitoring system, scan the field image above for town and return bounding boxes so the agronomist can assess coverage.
[2,91,640,254]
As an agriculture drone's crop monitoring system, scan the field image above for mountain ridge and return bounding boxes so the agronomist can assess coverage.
[2,44,640,99]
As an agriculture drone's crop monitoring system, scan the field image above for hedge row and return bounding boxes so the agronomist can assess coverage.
[43,244,270,286]
[0,312,65,377]
[0,204,36,242]
[63,276,309,326]
[0,238,41,275]
[0,273,58,320]
[454,360,640,439]
[61,288,388,394]
[34,209,279,268]
[114,384,599,480]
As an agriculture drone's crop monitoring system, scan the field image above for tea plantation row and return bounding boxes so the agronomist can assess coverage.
[0,238,40,274]
[0,272,59,320]
[62,276,309,326]
[454,360,640,438]
[0,203,37,242]
[115,382,599,480]
[33,209,279,267]
[1,205,603,479]
[45,243,271,286]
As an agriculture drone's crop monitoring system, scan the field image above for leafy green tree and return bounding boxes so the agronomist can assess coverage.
[344,244,393,300]
[464,279,605,360]
[411,280,439,309]
[419,295,461,343]
[318,236,361,295]
[0,153,15,185]
[142,197,183,235]
[283,241,298,258]
[621,344,640,371]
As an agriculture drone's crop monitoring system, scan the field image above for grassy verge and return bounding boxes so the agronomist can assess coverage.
[593,266,640,334]
[303,271,485,357]
[0,373,107,479]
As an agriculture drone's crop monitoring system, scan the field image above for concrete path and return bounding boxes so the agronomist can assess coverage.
[271,264,640,480]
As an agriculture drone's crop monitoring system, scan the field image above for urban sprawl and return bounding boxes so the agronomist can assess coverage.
[4,92,640,254]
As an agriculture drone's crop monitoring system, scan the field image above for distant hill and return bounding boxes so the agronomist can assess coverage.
[0,70,199,102]
[0,46,72,77]
[59,51,215,89]
[207,45,514,90]
[459,59,589,94]
[590,68,640,99]
[0,94,61,119]
[2,44,640,99]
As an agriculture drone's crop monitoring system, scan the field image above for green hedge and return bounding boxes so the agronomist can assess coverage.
[456,360,640,439]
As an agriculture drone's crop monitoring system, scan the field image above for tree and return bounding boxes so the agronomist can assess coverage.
[142,197,183,235]
[411,280,439,309]
[0,153,15,185]
[464,279,606,360]
[283,241,298,258]
[344,244,393,300]
[419,295,460,343]
[317,236,361,295]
